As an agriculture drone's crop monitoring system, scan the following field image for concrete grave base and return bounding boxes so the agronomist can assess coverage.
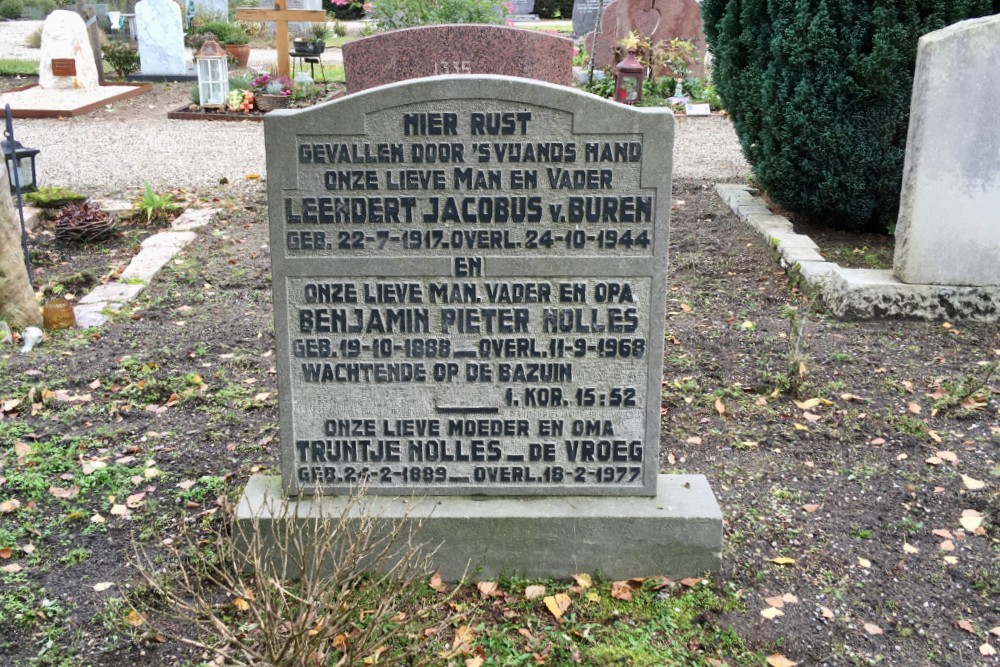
[236,474,722,581]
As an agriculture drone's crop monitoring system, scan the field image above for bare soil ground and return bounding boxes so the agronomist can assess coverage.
[0,117,997,666]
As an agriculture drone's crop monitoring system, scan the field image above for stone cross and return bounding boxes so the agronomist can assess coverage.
[236,0,326,77]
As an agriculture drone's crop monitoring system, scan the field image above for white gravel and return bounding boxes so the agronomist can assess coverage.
[1,19,751,195]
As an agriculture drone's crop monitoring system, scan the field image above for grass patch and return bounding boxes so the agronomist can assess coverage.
[0,58,38,76]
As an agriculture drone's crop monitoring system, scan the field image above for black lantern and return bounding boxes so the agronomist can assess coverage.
[2,113,39,194]
[614,49,644,106]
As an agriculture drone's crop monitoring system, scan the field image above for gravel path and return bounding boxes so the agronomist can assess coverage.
[2,19,751,195]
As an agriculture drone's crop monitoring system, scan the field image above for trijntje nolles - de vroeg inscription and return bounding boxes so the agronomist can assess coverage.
[266,77,672,497]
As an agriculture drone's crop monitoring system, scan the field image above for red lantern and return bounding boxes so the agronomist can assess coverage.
[614,49,643,105]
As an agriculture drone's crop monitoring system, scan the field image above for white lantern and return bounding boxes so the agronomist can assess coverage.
[196,37,229,108]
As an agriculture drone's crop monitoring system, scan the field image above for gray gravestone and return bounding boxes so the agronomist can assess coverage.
[572,0,603,37]
[241,75,721,578]
[894,14,1000,287]
[135,0,187,75]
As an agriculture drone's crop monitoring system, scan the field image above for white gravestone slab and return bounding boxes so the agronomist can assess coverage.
[266,76,674,497]
[38,10,101,89]
[894,15,1000,287]
[135,0,188,76]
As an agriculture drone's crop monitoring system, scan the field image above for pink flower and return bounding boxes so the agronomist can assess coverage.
[362,1,372,11]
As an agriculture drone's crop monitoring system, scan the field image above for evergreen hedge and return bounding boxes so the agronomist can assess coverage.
[702,0,998,231]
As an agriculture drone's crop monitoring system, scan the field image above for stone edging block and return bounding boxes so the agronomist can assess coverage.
[715,185,1000,321]
[72,210,216,328]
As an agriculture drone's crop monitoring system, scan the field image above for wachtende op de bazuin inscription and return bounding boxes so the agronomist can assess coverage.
[267,82,672,496]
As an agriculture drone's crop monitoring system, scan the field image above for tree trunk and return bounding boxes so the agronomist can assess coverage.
[0,160,41,329]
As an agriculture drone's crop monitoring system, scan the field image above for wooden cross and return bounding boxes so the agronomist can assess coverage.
[236,0,326,78]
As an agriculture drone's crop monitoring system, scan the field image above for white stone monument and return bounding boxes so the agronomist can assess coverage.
[38,10,101,89]
[894,15,1000,287]
[135,0,189,76]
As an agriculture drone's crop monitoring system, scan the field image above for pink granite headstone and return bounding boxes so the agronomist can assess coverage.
[584,0,706,78]
[342,25,574,93]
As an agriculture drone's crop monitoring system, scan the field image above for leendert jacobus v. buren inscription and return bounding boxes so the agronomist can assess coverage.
[266,76,674,496]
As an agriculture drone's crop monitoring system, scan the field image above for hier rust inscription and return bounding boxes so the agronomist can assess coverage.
[267,80,673,496]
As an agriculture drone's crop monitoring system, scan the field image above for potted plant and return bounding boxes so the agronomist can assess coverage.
[252,72,293,111]
[293,22,329,55]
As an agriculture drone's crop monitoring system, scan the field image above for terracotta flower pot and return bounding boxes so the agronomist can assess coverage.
[225,43,251,68]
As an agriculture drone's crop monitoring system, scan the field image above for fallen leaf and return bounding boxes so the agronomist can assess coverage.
[960,509,983,532]
[932,529,953,540]
[925,456,943,466]
[766,654,799,667]
[177,479,196,490]
[0,548,10,560]
[465,657,484,667]
[93,582,115,592]
[793,423,809,431]
[939,540,955,552]
[840,393,869,402]
[0,499,21,513]
[48,485,80,500]
[686,436,702,445]
[820,606,834,620]
[715,397,725,416]
[477,581,502,598]
[760,607,784,620]
[958,620,976,634]
[679,577,704,587]
[126,492,146,508]
[769,557,795,566]
[764,595,785,608]
[990,627,1000,638]
[961,475,985,491]
[794,398,821,410]
[361,647,387,665]
[907,401,922,414]
[2,563,23,573]
[611,579,644,601]
[572,573,593,589]
[937,450,958,464]
[14,441,31,458]
[869,437,886,446]
[802,504,820,513]
[544,593,571,620]
[980,644,997,657]
[524,585,546,600]
[452,625,476,650]
[782,593,799,604]
[903,542,919,554]
[90,513,105,524]
[126,610,144,627]
[110,504,129,517]
[233,598,250,611]
[858,557,871,568]
[863,622,883,635]
[802,411,822,422]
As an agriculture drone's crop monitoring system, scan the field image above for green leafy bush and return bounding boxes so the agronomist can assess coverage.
[368,0,506,31]
[101,41,140,78]
[187,20,249,45]
[0,0,24,19]
[702,0,1000,232]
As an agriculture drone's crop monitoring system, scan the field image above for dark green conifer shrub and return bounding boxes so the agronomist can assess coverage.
[702,0,998,231]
